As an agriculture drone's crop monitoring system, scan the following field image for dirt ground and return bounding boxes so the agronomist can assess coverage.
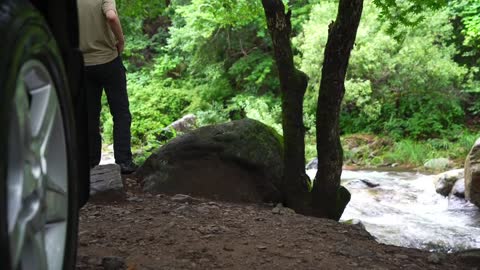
[76,176,479,270]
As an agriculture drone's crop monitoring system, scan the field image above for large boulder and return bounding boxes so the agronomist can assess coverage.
[136,119,284,204]
[157,114,197,141]
[449,179,465,199]
[433,169,464,197]
[306,158,318,170]
[464,138,480,208]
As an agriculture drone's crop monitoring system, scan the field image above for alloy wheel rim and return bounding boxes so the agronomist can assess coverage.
[7,60,69,270]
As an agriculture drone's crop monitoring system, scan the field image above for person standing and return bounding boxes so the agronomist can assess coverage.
[77,0,137,173]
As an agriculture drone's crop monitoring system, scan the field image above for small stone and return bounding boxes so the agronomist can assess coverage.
[196,206,210,214]
[272,203,284,214]
[174,205,188,212]
[101,256,126,270]
[223,246,234,251]
[427,253,441,264]
[171,194,193,203]
[281,207,296,215]
[256,245,267,250]
[208,205,220,211]
[272,207,281,214]
[199,258,210,264]
[127,197,143,203]
[201,234,214,239]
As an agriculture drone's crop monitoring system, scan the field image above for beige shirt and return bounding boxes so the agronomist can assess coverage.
[78,0,118,66]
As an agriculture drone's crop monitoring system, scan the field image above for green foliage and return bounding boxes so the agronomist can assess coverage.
[296,1,468,139]
[341,132,477,168]
[341,80,381,133]
[168,0,266,56]
[381,132,477,167]
[109,0,480,167]
[101,74,192,156]
[450,0,480,49]
[448,0,480,116]
[116,0,168,70]
[383,139,436,166]
[229,94,283,134]
[117,0,166,18]
[227,51,279,93]
[195,102,230,126]
[373,0,447,32]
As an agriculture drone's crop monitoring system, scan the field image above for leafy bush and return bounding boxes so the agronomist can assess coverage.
[227,50,279,93]
[297,1,468,139]
[229,94,283,134]
[101,73,192,151]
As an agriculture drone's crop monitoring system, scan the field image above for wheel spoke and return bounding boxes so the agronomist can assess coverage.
[45,223,68,270]
[29,84,57,156]
[45,178,68,224]
[7,78,30,233]
[43,110,68,193]
[13,76,30,149]
[21,230,48,270]
[9,219,27,269]
[22,164,40,200]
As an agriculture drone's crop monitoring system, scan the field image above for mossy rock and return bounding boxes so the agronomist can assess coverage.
[136,118,284,204]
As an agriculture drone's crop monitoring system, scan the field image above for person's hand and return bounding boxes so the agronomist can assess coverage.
[116,39,125,54]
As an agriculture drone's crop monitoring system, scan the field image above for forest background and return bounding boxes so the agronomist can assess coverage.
[100,0,480,169]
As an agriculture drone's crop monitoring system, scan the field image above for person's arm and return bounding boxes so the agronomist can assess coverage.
[103,2,124,53]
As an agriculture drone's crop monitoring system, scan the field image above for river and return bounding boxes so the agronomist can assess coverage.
[307,169,480,252]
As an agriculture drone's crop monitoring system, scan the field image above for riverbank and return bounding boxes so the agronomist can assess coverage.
[335,133,478,172]
[78,147,480,269]
[76,183,476,270]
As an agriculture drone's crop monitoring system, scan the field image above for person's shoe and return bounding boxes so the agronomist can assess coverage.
[117,160,138,174]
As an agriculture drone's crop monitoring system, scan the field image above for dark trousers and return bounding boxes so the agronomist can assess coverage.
[84,56,132,166]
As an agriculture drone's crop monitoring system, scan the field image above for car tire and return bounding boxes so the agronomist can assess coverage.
[0,1,80,269]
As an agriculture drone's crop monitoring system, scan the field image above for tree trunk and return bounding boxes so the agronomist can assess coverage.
[261,0,311,212]
[312,0,364,220]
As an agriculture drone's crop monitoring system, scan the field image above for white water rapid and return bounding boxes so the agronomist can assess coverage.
[307,169,480,252]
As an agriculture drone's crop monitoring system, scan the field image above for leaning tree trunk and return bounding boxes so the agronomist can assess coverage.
[261,0,311,212]
[312,0,364,220]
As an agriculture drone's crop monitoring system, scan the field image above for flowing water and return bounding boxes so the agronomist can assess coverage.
[307,169,480,252]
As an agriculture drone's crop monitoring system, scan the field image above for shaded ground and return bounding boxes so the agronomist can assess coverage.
[76,176,476,270]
